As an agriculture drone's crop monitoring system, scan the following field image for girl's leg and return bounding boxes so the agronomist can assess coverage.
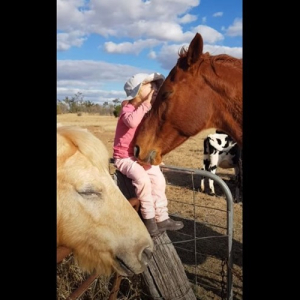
[115,158,155,219]
[147,165,169,222]
[147,165,184,232]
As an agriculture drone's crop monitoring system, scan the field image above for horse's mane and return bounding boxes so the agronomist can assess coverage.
[177,46,242,126]
[178,46,242,71]
[57,125,109,171]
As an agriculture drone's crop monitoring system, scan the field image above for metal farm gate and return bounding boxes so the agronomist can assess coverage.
[57,163,242,300]
[160,165,236,299]
[113,164,241,300]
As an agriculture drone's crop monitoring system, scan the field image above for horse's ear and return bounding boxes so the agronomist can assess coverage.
[187,33,203,66]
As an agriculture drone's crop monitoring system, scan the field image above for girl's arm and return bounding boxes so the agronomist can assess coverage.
[122,102,151,128]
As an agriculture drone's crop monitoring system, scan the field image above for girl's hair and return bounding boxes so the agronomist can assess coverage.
[129,82,145,104]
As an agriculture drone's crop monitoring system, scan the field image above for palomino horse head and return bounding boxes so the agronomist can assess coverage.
[134,32,242,166]
[57,125,153,276]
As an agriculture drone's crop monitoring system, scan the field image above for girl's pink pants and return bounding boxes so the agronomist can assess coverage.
[114,157,169,222]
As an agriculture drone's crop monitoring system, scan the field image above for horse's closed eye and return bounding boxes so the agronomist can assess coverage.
[78,190,102,200]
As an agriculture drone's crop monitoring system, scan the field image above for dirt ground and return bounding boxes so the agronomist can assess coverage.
[57,113,243,300]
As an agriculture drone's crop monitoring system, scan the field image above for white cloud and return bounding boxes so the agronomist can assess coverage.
[155,43,185,70]
[57,0,87,30]
[225,18,242,37]
[57,59,163,103]
[203,45,242,58]
[178,14,198,24]
[148,50,157,59]
[213,12,223,17]
[57,31,87,51]
[57,0,201,46]
[104,39,161,55]
[192,25,224,44]
[122,21,187,42]
[57,0,242,104]
[57,60,141,82]
[155,40,242,70]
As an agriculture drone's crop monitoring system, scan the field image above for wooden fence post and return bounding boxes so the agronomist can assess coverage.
[113,170,196,300]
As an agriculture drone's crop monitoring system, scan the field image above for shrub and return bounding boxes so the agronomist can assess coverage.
[113,105,122,117]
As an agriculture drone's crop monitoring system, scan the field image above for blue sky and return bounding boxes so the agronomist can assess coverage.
[57,0,242,105]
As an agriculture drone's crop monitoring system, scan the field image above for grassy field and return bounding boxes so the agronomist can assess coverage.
[57,113,218,168]
[57,113,243,300]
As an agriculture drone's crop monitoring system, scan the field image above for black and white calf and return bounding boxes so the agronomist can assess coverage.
[200,131,241,201]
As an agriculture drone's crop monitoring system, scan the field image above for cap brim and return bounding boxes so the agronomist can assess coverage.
[142,73,165,87]
[124,82,143,100]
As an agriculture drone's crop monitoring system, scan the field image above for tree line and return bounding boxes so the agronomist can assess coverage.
[57,92,122,117]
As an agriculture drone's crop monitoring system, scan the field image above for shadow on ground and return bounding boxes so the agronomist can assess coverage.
[167,215,243,268]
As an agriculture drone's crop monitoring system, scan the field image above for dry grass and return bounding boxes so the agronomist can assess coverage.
[57,113,243,300]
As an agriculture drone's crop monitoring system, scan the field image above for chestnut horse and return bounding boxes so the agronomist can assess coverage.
[57,125,153,276]
[134,32,242,166]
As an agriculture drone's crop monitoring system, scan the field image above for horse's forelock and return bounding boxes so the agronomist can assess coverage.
[178,46,188,58]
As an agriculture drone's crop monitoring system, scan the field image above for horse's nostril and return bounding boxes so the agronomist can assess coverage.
[143,247,153,262]
[134,146,140,158]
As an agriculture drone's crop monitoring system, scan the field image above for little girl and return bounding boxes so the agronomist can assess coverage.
[113,73,184,237]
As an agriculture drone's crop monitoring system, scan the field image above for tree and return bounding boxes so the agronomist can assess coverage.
[57,100,68,114]
[113,105,122,117]
[83,100,94,113]
[112,98,121,106]
[74,92,84,106]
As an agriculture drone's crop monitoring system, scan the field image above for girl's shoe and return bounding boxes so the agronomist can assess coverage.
[143,218,160,237]
[157,218,184,232]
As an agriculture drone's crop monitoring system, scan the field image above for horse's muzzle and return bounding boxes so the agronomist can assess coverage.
[133,145,140,159]
[134,146,156,165]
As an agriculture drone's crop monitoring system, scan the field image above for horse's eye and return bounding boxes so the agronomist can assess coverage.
[162,91,172,101]
[78,189,102,199]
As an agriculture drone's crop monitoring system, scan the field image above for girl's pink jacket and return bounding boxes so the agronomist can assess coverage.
[113,102,151,159]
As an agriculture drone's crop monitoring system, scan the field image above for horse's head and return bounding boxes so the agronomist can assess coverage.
[134,32,243,165]
[57,126,153,276]
[134,33,210,165]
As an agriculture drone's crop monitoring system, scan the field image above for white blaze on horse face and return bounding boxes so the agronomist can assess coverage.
[57,126,153,276]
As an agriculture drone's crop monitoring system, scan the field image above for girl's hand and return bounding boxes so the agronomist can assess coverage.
[150,89,158,104]
[143,89,155,105]
[122,100,129,107]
